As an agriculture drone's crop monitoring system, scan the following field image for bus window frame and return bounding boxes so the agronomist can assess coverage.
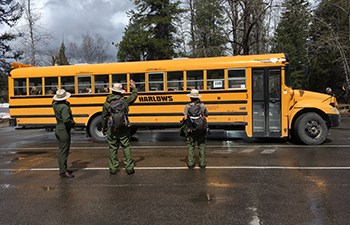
[29,77,43,95]
[167,71,184,91]
[94,74,110,94]
[228,68,246,89]
[148,72,164,92]
[207,69,225,90]
[112,73,127,91]
[13,78,27,96]
[186,70,204,90]
[130,73,146,92]
[44,77,58,95]
[77,75,92,94]
[61,76,76,94]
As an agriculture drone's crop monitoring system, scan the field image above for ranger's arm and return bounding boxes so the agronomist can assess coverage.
[101,101,109,134]
[126,79,138,106]
[61,104,75,129]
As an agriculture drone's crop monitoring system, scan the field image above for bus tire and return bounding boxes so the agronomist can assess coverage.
[89,115,106,143]
[294,112,328,145]
[130,127,138,136]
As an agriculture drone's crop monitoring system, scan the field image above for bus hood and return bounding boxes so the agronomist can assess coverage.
[292,89,338,109]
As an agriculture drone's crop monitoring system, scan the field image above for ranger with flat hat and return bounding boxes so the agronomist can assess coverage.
[52,89,75,178]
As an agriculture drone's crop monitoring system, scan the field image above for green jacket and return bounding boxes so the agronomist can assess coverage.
[52,101,75,129]
[101,88,138,132]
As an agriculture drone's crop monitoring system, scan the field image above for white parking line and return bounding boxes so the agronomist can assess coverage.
[239,148,256,154]
[1,166,350,172]
[1,144,350,151]
[260,149,277,154]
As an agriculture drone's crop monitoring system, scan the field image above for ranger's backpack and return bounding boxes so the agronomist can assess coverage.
[108,98,129,129]
[187,103,207,133]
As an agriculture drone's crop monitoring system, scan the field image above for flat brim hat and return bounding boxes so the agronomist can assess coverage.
[110,83,125,93]
[187,89,201,98]
[53,89,71,101]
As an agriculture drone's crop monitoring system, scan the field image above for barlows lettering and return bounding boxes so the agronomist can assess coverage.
[138,96,174,102]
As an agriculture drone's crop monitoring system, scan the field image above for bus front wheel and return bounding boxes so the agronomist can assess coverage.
[89,115,106,143]
[293,112,328,145]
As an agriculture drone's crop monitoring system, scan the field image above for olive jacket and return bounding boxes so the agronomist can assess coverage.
[52,101,75,129]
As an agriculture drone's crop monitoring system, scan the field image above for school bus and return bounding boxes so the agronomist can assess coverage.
[8,53,340,144]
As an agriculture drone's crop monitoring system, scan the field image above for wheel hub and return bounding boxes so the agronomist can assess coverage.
[305,120,320,138]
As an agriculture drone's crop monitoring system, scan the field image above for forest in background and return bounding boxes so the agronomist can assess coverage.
[1,0,349,103]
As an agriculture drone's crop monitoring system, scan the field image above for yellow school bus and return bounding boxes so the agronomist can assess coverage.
[8,53,340,144]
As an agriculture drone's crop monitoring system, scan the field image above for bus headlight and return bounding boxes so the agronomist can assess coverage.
[331,107,339,114]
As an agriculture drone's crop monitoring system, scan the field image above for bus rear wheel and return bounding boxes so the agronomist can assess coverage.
[89,115,106,143]
[293,112,328,145]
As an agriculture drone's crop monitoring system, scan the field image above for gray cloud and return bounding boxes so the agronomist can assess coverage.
[42,0,133,61]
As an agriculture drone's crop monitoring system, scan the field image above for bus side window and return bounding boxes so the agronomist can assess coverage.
[61,76,75,94]
[95,74,109,93]
[207,69,224,90]
[45,77,58,95]
[149,73,164,91]
[167,71,183,91]
[187,70,204,90]
[130,73,145,92]
[112,74,127,92]
[29,78,42,95]
[14,78,27,96]
[228,69,246,89]
[78,76,92,94]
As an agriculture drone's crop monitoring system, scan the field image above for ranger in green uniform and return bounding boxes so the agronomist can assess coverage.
[183,89,209,169]
[101,80,138,175]
[52,89,75,178]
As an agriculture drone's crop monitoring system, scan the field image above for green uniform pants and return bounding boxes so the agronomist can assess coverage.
[107,127,134,173]
[55,125,71,174]
[187,134,206,167]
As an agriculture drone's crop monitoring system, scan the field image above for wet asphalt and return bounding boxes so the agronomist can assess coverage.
[1,118,350,225]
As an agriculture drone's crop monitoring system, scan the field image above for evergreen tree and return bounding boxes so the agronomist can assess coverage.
[117,20,149,61]
[309,0,350,101]
[190,0,227,57]
[272,0,311,89]
[117,0,183,61]
[0,0,22,103]
[55,42,69,65]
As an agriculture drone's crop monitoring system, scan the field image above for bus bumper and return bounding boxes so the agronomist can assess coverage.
[329,114,340,127]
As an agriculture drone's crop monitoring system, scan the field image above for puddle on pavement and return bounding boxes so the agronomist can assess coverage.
[9,151,48,163]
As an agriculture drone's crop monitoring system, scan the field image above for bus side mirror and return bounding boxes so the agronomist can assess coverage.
[325,87,333,95]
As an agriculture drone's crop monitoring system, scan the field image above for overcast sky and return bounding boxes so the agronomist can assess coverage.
[18,0,134,62]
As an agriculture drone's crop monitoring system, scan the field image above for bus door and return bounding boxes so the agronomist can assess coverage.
[252,67,281,137]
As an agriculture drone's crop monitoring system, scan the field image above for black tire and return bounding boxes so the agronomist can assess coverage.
[130,127,138,136]
[293,112,328,145]
[89,115,106,142]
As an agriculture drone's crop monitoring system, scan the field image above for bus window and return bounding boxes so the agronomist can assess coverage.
[228,69,246,89]
[61,76,75,94]
[45,77,58,95]
[112,74,127,91]
[207,69,224,90]
[112,74,127,85]
[187,70,204,90]
[14,78,27,96]
[149,73,164,91]
[95,75,109,93]
[29,78,42,95]
[130,73,145,92]
[167,71,183,91]
[78,76,92,93]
